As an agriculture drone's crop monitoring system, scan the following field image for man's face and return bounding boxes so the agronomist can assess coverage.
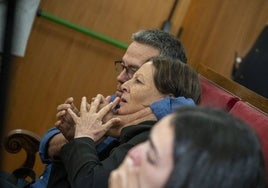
[115,41,160,97]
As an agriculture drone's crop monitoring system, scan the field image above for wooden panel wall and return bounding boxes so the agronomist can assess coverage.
[1,0,189,176]
[180,0,268,77]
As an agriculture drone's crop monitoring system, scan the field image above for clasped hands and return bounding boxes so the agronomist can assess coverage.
[55,94,120,142]
[55,94,156,143]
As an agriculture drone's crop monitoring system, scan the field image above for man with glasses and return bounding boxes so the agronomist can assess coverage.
[34,29,194,188]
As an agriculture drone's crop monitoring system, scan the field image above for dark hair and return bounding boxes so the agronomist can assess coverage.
[132,29,187,64]
[165,106,265,188]
[151,57,201,104]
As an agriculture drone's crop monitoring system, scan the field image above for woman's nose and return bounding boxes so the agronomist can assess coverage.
[121,80,130,93]
[128,143,144,166]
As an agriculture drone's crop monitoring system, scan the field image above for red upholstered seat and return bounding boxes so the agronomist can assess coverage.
[230,101,268,183]
[199,75,240,111]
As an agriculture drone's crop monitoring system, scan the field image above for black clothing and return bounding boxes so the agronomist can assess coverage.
[47,121,156,188]
[233,25,268,98]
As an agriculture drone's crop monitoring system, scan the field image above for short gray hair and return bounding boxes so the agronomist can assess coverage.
[132,29,187,64]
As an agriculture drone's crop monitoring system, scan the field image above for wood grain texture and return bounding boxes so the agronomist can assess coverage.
[180,0,268,77]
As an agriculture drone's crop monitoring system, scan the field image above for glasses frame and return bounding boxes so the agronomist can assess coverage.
[114,60,139,78]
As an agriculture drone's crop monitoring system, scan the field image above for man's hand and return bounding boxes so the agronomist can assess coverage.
[48,133,68,158]
[55,97,79,140]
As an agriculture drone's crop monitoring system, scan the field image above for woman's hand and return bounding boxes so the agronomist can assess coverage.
[109,157,139,188]
[68,95,121,142]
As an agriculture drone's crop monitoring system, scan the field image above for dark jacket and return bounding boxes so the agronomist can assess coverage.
[47,121,156,188]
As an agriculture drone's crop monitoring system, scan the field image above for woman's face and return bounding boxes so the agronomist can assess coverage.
[125,115,174,188]
[117,62,165,115]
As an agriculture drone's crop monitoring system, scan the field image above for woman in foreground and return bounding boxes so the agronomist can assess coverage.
[109,106,265,188]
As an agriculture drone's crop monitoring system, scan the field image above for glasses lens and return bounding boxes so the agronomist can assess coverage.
[114,61,123,73]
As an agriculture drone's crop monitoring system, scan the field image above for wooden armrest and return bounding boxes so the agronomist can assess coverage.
[4,129,41,171]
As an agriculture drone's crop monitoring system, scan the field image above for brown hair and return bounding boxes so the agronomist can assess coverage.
[151,56,201,104]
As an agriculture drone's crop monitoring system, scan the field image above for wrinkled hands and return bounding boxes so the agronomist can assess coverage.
[49,95,115,157]
[55,95,156,142]
[68,95,121,142]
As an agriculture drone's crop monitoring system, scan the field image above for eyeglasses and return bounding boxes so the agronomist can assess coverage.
[114,60,139,78]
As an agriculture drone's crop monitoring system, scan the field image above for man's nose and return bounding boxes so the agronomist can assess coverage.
[116,69,129,83]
